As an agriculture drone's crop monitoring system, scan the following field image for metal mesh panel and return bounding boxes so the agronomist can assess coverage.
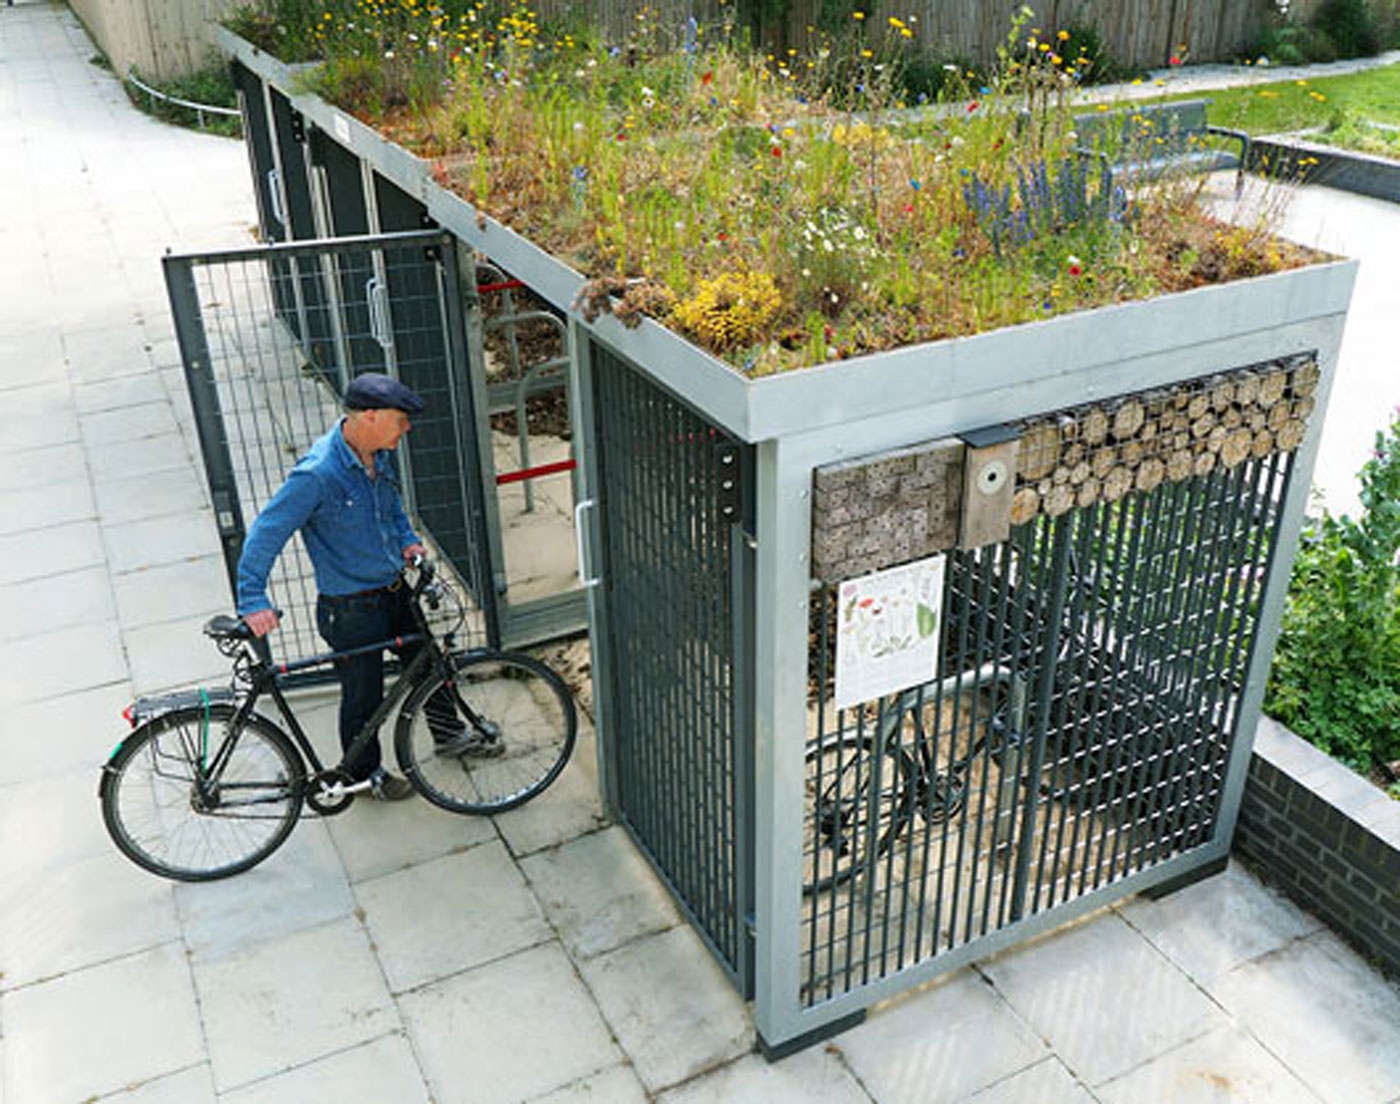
[801,450,1291,1006]
[592,344,753,985]
[166,232,492,670]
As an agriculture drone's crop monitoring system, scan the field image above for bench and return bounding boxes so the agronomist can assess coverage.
[1072,99,1251,194]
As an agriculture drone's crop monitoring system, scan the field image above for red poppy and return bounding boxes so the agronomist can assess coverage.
[701,70,714,85]
[771,145,782,158]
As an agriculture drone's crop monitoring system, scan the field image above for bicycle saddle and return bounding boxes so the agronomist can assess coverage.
[204,614,255,641]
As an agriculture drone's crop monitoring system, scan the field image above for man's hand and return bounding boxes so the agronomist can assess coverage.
[402,543,427,566]
[243,608,280,637]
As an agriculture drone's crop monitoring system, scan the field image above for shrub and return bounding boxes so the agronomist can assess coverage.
[1312,0,1383,57]
[1266,409,1400,775]
[124,55,241,138]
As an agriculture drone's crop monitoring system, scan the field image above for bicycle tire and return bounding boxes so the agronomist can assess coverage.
[100,705,305,881]
[803,733,916,896]
[395,650,577,815]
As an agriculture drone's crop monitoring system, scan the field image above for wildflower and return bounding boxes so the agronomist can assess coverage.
[701,70,713,85]
[910,179,920,191]
[1057,29,1070,41]
[968,101,979,113]
[852,10,865,18]
[1067,255,1083,276]
[1169,55,1181,65]
[671,270,782,351]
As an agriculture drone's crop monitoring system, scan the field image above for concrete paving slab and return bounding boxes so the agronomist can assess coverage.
[92,428,197,482]
[494,727,608,856]
[0,620,125,706]
[102,511,222,574]
[960,1057,1097,1104]
[355,839,552,993]
[175,822,354,962]
[0,850,178,989]
[100,1064,218,1104]
[0,520,105,587]
[73,370,168,414]
[123,601,229,688]
[834,968,1047,1104]
[61,324,155,385]
[0,476,93,535]
[325,790,498,885]
[579,925,755,1094]
[1116,859,1323,984]
[93,466,207,526]
[400,942,622,1104]
[111,554,229,630]
[220,1033,432,1104]
[0,565,114,642]
[0,382,79,453]
[0,770,117,883]
[1095,1023,1322,1104]
[192,918,400,1092]
[520,824,682,961]
[526,1063,651,1104]
[0,943,204,1104]
[978,909,1227,1087]
[657,1049,870,1104]
[0,331,65,389]
[0,441,88,492]
[80,399,179,448]
[0,678,130,785]
[1208,930,1400,1104]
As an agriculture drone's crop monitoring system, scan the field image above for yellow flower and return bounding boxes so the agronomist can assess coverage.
[1057,29,1070,40]
[671,271,782,351]
[852,9,865,18]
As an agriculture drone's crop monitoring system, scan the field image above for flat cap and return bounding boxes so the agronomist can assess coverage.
[344,373,425,414]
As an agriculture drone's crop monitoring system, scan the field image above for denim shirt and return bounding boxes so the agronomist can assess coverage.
[236,421,419,614]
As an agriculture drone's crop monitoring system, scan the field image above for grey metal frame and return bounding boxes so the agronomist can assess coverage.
[216,25,1358,1051]
[163,229,498,672]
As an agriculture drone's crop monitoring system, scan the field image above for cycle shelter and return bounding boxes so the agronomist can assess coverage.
[570,304,1347,1054]
[163,228,582,675]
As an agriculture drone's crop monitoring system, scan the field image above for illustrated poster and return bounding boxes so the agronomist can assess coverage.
[834,554,946,710]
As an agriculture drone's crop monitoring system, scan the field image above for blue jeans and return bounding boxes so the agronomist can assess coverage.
[316,584,451,781]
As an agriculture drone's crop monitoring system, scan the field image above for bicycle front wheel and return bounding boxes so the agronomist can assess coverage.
[395,650,577,814]
[100,705,305,881]
[804,734,916,897]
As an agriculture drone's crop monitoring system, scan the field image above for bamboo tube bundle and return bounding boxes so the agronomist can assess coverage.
[1009,354,1319,525]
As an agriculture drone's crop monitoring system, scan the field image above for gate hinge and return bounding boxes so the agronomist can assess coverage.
[715,442,741,524]
[289,109,305,143]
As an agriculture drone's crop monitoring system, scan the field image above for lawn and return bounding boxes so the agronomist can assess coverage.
[1148,58,1400,154]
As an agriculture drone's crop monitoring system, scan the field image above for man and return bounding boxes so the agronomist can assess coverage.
[236,372,467,801]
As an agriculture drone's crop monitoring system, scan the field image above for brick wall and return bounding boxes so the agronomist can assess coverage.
[1235,717,1400,977]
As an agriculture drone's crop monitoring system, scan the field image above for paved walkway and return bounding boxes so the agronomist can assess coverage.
[1,4,1399,1103]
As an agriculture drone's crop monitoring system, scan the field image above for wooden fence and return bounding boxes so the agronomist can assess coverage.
[531,0,1332,70]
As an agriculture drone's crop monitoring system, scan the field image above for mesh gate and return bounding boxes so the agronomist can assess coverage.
[801,449,1292,1005]
[590,344,756,991]
[164,230,496,670]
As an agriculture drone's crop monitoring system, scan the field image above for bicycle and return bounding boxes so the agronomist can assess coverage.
[99,558,577,881]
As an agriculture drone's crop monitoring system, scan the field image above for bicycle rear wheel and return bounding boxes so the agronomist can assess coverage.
[804,734,916,896]
[395,650,576,814]
[100,705,304,881]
